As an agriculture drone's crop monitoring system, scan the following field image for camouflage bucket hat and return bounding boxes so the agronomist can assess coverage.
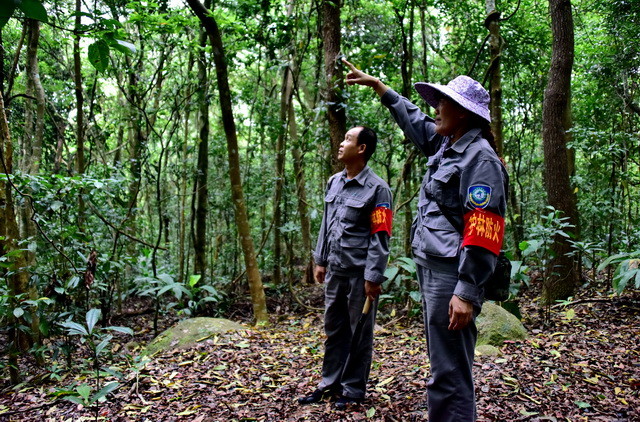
[414,75,491,123]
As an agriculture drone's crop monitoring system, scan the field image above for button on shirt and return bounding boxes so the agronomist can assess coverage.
[381,88,509,307]
[314,166,392,284]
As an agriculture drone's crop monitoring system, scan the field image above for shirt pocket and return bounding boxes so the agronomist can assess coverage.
[419,214,460,258]
[338,233,369,269]
[428,167,458,209]
[342,198,368,229]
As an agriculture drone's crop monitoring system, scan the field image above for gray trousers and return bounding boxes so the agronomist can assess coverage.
[317,271,377,399]
[417,264,478,422]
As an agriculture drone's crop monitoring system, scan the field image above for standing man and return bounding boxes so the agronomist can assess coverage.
[298,126,392,410]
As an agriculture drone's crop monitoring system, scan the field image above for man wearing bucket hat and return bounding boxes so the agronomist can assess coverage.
[343,58,508,421]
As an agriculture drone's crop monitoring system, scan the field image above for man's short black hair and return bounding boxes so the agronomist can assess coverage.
[356,126,377,162]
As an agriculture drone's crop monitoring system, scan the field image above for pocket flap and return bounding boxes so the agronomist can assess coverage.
[431,167,456,184]
[340,234,369,248]
[423,214,457,231]
[345,198,366,208]
[325,193,336,202]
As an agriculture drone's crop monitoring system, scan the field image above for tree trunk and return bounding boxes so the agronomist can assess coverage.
[73,0,86,229]
[178,51,195,285]
[485,2,504,156]
[321,0,346,174]
[194,25,209,279]
[0,91,31,384]
[186,0,268,325]
[542,0,579,303]
[20,18,44,348]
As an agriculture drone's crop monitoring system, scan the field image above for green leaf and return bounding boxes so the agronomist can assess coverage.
[0,3,18,29]
[13,307,24,318]
[95,336,112,356]
[76,384,92,400]
[50,201,64,212]
[112,39,137,55]
[383,266,398,281]
[88,40,110,73]
[409,291,422,303]
[575,400,591,409]
[17,0,47,22]
[61,321,89,336]
[91,381,119,403]
[105,326,134,335]
[86,308,101,334]
[366,407,376,418]
[189,274,201,288]
[64,395,86,406]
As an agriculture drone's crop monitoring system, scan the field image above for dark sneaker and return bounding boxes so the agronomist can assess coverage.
[334,396,364,410]
[298,389,335,405]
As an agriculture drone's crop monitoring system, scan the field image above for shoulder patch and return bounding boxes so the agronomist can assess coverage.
[468,185,491,209]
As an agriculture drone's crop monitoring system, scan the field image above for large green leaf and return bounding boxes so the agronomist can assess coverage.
[0,2,18,29]
[88,40,110,73]
[85,308,101,334]
[92,381,119,403]
[18,0,48,22]
[61,321,89,336]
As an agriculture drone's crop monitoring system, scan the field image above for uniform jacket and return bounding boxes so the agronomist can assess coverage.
[381,89,508,307]
[313,166,392,284]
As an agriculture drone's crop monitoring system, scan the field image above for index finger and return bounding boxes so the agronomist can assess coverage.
[341,57,357,71]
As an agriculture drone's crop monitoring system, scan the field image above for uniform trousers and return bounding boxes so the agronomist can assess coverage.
[417,264,478,422]
[317,270,377,399]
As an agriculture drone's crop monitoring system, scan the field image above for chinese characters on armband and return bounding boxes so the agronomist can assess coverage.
[370,203,392,236]
[461,208,504,255]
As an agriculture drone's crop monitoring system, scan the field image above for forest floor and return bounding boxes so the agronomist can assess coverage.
[0,284,638,422]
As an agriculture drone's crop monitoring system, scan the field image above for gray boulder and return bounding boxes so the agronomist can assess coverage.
[142,317,247,357]
[476,302,527,347]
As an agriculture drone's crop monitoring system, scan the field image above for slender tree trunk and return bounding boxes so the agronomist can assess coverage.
[395,4,415,257]
[73,0,86,229]
[179,51,195,285]
[542,0,579,303]
[194,25,209,279]
[0,91,31,383]
[290,107,313,283]
[485,1,504,156]
[273,61,295,286]
[186,0,268,324]
[20,18,44,349]
[321,0,346,174]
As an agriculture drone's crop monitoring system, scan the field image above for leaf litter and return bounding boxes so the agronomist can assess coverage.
[0,290,638,421]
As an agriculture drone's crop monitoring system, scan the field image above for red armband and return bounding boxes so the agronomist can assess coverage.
[461,208,504,255]
[371,205,392,236]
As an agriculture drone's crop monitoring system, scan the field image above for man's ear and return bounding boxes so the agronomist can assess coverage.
[358,143,367,156]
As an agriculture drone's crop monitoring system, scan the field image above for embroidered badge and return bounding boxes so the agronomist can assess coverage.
[468,185,492,209]
[461,208,504,255]
[371,204,392,236]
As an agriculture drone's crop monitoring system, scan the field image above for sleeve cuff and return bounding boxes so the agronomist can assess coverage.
[364,270,386,284]
[313,255,327,267]
[454,280,482,306]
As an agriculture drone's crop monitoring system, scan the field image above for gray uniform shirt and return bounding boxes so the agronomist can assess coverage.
[381,89,508,307]
[313,166,392,284]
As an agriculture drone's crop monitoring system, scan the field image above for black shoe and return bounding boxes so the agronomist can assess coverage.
[334,395,363,410]
[298,389,334,405]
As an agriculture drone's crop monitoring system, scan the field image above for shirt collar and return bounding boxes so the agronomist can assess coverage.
[450,127,482,154]
[341,165,371,186]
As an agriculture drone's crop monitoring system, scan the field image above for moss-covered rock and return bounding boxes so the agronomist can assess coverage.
[142,317,248,357]
[476,302,527,347]
[475,344,502,357]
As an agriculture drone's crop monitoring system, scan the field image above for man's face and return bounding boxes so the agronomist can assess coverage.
[338,127,365,164]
